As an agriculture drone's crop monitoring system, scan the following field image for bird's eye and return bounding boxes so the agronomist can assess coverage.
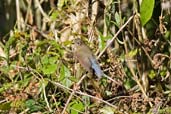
[74,39,82,45]
[77,41,81,45]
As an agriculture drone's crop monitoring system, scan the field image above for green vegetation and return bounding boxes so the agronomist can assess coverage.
[0,0,170,113]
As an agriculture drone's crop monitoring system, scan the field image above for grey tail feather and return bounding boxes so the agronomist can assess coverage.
[90,57,103,78]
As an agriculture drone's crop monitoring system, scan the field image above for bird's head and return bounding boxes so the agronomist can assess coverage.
[73,38,84,47]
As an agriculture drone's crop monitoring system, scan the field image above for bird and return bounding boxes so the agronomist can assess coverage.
[73,38,103,79]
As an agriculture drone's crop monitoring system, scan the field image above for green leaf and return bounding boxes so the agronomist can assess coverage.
[69,100,84,114]
[149,70,156,79]
[0,83,13,93]
[98,32,112,51]
[11,99,25,109]
[164,31,170,39]
[59,64,72,87]
[105,91,112,96]
[99,34,106,51]
[140,0,155,26]
[0,102,11,110]
[124,78,135,90]
[114,12,121,27]
[4,36,16,62]
[99,106,115,114]
[42,64,57,75]
[128,49,138,57]
[41,55,58,74]
[160,67,167,77]
[25,99,43,112]
[58,0,68,9]
[50,11,59,21]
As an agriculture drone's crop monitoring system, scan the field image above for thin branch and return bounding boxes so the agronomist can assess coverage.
[61,74,87,114]
[123,36,153,107]
[103,74,121,85]
[97,14,134,59]
[19,108,29,114]
[126,57,153,107]
[7,55,119,113]
[24,0,32,24]
[107,95,132,102]
[43,82,52,112]
[16,0,21,30]
[25,24,49,38]
[133,36,154,66]
[35,0,51,22]
[50,80,118,110]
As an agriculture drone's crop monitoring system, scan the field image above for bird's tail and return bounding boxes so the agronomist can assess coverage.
[90,57,103,78]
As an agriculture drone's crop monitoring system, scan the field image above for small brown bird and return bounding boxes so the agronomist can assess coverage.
[73,38,103,78]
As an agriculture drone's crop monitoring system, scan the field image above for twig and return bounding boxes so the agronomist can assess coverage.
[123,37,153,106]
[103,74,120,85]
[61,74,87,114]
[8,64,119,112]
[0,99,7,104]
[25,24,49,38]
[43,81,52,112]
[50,80,118,109]
[97,15,134,59]
[96,15,134,85]
[91,0,98,24]
[28,67,53,112]
[24,0,32,24]
[133,37,154,66]
[35,0,51,22]
[75,90,117,109]
[107,95,132,102]
[126,59,153,107]
[16,0,21,30]
[19,108,29,114]
[10,64,53,111]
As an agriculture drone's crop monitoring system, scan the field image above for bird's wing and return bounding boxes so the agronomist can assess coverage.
[74,49,92,72]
